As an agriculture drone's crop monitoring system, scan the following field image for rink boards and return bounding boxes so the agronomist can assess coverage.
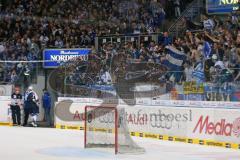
[1,96,240,150]
[0,96,12,126]
[54,98,240,150]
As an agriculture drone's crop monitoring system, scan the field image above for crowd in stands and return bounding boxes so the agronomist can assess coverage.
[0,0,239,89]
[92,13,240,86]
[0,0,170,83]
[1,0,168,48]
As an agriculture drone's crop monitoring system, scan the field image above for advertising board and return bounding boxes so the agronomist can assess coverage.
[206,0,239,14]
[43,48,90,68]
[54,99,240,148]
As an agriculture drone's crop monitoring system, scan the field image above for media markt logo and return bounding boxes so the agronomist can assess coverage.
[232,117,240,137]
[193,116,240,137]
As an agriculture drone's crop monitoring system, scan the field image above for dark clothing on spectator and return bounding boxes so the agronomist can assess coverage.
[42,92,51,109]
[159,34,172,46]
[42,92,51,126]
[204,59,215,81]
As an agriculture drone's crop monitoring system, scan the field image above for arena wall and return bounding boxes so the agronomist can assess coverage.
[55,97,240,150]
[0,96,11,125]
[1,96,239,149]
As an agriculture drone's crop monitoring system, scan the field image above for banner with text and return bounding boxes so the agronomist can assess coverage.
[54,99,240,144]
[207,0,239,14]
[43,48,91,68]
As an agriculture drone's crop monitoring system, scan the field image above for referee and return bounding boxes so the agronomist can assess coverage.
[10,87,23,126]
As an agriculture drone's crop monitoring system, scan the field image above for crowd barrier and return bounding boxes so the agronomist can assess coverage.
[55,97,240,150]
[61,80,240,102]
[0,96,12,125]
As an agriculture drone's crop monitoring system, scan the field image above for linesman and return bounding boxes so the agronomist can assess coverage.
[10,87,23,126]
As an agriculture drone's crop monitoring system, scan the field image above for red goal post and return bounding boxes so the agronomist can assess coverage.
[84,105,145,154]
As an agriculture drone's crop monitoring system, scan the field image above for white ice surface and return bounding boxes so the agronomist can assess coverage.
[0,126,240,160]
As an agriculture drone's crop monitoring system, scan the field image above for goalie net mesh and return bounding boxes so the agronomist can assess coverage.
[84,106,145,154]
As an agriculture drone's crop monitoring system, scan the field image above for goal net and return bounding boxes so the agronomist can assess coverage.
[84,106,145,154]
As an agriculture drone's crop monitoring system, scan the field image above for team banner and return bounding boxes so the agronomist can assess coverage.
[43,48,91,68]
[206,0,239,14]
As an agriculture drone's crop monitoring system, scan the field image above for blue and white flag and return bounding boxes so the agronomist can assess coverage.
[203,41,212,59]
[162,45,186,71]
[203,19,215,30]
[192,62,205,83]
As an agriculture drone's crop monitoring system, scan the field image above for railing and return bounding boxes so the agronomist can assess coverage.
[95,33,165,51]
[59,70,240,102]
[62,81,240,102]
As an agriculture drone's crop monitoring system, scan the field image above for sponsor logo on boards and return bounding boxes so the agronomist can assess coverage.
[193,116,240,137]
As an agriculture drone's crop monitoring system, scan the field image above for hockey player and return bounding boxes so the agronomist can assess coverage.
[10,86,23,126]
[23,86,39,127]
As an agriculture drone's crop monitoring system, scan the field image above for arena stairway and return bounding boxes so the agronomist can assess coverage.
[168,0,204,36]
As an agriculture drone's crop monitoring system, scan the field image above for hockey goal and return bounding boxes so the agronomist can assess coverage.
[84,105,145,154]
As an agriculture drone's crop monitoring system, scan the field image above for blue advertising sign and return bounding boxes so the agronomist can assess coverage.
[43,48,91,68]
[206,0,239,14]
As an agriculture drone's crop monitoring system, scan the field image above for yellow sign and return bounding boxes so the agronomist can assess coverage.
[183,82,204,94]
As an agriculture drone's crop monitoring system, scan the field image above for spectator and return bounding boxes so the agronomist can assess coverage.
[203,16,215,31]
[42,89,52,127]
[0,0,239,103]
[173,0,181,17]
[184,61,194,82]
[202,38,212,59]
[11,70,18,83]
[159,32,172,46]
[54,36,64,48]
[99,67,112,85]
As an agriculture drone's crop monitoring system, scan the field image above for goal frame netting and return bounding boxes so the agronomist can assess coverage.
[84,106,118,154]
[84,105,145,154]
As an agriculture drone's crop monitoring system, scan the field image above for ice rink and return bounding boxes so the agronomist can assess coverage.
[0,126,240,160]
